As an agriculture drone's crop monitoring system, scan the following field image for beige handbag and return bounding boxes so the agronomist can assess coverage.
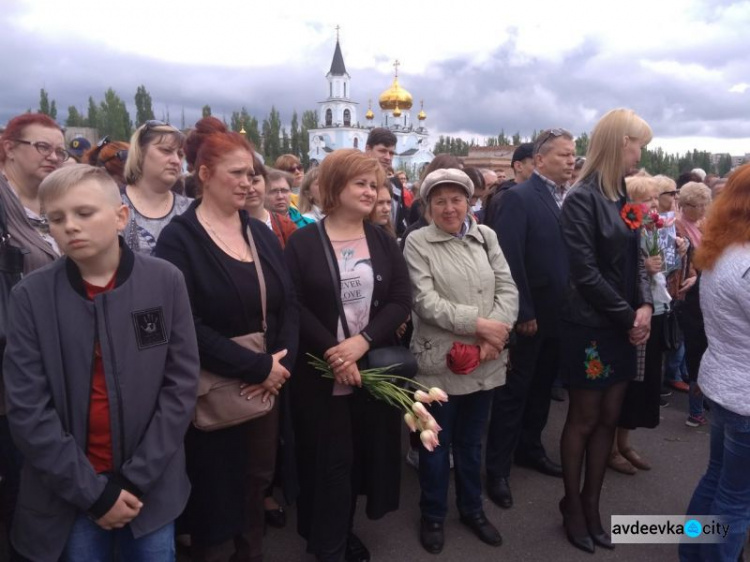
[193,226,275,431]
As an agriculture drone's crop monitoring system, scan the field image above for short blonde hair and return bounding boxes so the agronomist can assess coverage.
[679,181,712,207]
[625,175,659,203]
[124,122,185,185]
[653,175,677,194]
[578,108,653,201]
[40,165,122,209]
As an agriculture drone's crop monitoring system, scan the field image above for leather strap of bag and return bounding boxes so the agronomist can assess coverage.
[316,220,352,339]
[246,225,267,333]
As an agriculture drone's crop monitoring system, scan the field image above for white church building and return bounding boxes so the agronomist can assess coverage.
[307,36,434,175]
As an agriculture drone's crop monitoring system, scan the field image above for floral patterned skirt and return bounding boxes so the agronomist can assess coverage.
[559,321,636,390]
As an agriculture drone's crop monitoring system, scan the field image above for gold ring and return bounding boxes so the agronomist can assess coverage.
[338,357,344,365]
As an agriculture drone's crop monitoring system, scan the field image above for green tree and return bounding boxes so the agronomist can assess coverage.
[299,109,318,168]
[134,85,155,127]
[98,89,132,140]
[281,127,291,154]
[38,88,51,116]
[575,132,589,156]
[512,132,522,145]
[66,106,85,127]
[261,106,282,162]
[497,130,509,145]
[202,105,212,118]
[290,111,301,159]
[717,154,733,176]
[49,100,57,120]
[230,107,261,149]
[87,97,99,129]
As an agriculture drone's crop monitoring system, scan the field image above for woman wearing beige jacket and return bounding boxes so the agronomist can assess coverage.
[404,169,518,555]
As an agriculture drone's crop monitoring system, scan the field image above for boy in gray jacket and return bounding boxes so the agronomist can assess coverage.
[3,165,199,561]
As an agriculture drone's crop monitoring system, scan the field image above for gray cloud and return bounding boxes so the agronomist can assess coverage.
[2,5,749,152]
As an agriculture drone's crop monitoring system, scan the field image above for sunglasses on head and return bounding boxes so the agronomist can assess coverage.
[100,150,128,164]
[535,128,571,153]
[143,119,169,130]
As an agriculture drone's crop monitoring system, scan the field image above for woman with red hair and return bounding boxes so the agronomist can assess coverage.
[680,164,750,562]
[156,117,299,561]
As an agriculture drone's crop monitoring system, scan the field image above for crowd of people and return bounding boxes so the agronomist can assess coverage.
[0,107,747,562]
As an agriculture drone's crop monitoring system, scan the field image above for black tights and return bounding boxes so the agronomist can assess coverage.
[559,381,629,536]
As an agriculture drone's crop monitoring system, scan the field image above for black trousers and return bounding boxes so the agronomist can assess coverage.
[486,332,560,480]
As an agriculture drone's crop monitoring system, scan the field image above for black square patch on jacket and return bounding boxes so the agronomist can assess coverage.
[132,307,168,349]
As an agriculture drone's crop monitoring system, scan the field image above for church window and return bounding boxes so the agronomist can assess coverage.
[325,109,332,126]
[344,109,351,127]
[353,137,359,149]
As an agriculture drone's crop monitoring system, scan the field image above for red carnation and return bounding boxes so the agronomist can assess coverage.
[446,342,481,375]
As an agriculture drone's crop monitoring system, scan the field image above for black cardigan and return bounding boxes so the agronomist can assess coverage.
[284,220,411,372]
[155,200,299,383]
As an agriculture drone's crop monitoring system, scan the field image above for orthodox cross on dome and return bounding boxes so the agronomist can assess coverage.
[393,59,400,78]
[335,24,340,41]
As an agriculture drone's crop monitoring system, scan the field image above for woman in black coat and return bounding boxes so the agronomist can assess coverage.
[558,109,653,554]
[155,118,298,561]
[284,149,411,562]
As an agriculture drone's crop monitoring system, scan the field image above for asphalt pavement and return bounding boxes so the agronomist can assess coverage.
[0,389,716,561]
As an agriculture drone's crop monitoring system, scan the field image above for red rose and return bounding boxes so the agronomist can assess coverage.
[446,342,481,375]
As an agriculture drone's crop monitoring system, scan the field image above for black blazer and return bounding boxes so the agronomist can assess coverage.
[155,201,299,382]
[491,173,568,335]
[560,174,652,331]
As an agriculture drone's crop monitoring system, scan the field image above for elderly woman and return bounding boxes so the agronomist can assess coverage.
[285,148,411,562]
[679,164,750,562]
[559,108,653,554]
[404,169,518,554]
[676,181,712,427]
[122,121,192,254]
[244,156,297,249]
[0,112,66,558]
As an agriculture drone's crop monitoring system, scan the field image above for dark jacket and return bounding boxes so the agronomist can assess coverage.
[284,220,411,521]
[3,242,199,562]
[390,176,409,236]
[491,174,568,335]
[483,179,517,228]
[560,174,652,331]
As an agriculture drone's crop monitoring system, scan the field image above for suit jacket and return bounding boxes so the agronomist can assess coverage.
[491,173,569,336]
[390,176,409,237]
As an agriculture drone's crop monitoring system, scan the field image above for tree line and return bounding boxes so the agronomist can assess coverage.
[433,130,737,177]
[35,87,321,167]
[32,87,741,177]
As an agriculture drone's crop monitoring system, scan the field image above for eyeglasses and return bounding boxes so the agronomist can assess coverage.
[14,139,70,162]
[535,128,570,154]
[143,119,168,130]
[97,136,111,149]
[286,164,303,173]
[269,188,291,196]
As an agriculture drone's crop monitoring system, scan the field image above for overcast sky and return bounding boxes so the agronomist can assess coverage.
[2,0,749,155]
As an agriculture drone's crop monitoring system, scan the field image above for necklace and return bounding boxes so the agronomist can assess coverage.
[128,186,172,218]
[198,208,251,262]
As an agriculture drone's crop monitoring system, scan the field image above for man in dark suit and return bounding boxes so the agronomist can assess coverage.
[485,129,575,508]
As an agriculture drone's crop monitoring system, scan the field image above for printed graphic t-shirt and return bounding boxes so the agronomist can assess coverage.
[332,236,373,396]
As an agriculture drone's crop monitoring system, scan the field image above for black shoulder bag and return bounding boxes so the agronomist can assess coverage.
[316,221,417,378]
[0,201,25,356]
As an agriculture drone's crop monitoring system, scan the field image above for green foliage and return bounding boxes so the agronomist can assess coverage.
[261,106,283,162]
[66,106,85,127]
[49,100,57,120]
[134,85,155,127]
[717,154,733,176]
[87,97,98,129]
[290,111,300,159]
[202,105,212,118]
[512,131,522,145]
[38,88,52,116]
[97,89,132,141]
[575,132,589,156]
[299,110,318,168]
[230,107,261,149]
[432,135,474,156]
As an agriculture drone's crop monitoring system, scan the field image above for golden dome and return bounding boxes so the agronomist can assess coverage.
[365,98,374,120]
[393,104,402,118]
[417,100,426,121]
[378,60,413,110]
